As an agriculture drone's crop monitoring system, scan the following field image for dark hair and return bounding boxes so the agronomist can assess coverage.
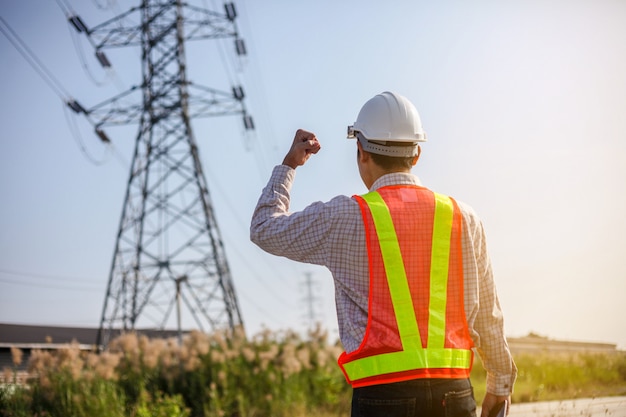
[369,152,414,170]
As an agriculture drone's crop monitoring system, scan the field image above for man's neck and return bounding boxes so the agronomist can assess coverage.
[366,168,412,189]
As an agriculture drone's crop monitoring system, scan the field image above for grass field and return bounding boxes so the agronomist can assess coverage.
[1,328,625,417]
[471,350,626,404]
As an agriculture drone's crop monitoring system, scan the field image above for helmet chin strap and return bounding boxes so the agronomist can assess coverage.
[357,133,419,158]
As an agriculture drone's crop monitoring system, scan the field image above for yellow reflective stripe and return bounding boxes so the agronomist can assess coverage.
[360,191,422,351]
[428,193,454,349]
[345,191,469,382]
[343,348,472,379]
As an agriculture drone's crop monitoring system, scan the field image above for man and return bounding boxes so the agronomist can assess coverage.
[250,91,516,417]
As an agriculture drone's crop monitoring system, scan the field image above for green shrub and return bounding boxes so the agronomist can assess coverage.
[134,390,189,417]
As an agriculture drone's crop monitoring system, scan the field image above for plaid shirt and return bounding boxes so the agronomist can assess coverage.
[251,164,517,395]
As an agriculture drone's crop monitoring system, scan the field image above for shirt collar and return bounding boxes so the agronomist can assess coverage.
[369,172,423,191]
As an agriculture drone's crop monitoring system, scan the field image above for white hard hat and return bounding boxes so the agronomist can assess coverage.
[347,91,426,157]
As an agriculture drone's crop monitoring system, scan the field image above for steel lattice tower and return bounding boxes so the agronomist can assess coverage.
[74,1,251,347]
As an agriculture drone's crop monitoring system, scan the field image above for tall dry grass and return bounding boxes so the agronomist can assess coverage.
[0,326,349,417]
[1,328,625,417]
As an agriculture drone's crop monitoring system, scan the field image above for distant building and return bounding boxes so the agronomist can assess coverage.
[507,332,618,355]
[0,323,182,377]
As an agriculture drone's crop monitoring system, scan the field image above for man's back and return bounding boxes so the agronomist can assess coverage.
[251,92,516,416]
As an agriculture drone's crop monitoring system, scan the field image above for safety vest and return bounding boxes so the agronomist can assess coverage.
[338,185,474,388]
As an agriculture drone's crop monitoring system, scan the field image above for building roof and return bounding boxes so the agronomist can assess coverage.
[0,323,182,347]
[507,332,618,354]
[0,323,98,345]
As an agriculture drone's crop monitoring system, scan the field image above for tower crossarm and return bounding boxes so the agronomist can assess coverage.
[87,3,239,49]
[180,3,240,41]
[86,6,143,49]
[186,83,247,119]
[86,86,143,127]
[86,83,247,128]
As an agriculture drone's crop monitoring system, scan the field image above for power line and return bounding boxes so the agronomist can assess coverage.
[233,0,282,176]
[0,16,71,100]
[204,165,297,292]
[0,13,118,164]
[236,288,291,329]
[0,277,102,292]
[195,3,301,294]
[222,236,296,305]
[90,0,117,11]
[0,267,103,293]
[63,103,111,166]
[67,17,109,87]
[0,267,102,285]
[53,0,74,16]
[57,0,128,92]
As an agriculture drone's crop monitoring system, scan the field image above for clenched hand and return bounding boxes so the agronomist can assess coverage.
[282,129,321,169]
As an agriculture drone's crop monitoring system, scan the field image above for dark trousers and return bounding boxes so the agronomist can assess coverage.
[351,378,476,417]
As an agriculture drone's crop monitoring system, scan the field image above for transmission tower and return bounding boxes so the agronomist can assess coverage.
[64,1,252,347]
[302,272,321,334]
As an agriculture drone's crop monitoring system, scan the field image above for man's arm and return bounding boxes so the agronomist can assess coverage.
[470,218,517,417]
[250,129,331,265]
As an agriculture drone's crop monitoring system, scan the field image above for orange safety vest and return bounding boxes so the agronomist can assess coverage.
[338,185,474,388]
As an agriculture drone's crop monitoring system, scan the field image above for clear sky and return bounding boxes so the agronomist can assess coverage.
[1,0,625,349]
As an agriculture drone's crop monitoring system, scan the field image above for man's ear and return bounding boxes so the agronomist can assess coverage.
[411,145,421,166]
[357,140,370,163]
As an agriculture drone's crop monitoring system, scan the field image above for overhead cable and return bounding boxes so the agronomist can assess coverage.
[236,288,291,328]
[0,16,118,166]
[0,276,102,292]
[0,267,101,283]
[67,16,109,86]
[53,0,73,18]
[63,104,111,166]
[204,164,297,293]
[230,0,281,173]
[90,0,115,11]
[0,16,71,100]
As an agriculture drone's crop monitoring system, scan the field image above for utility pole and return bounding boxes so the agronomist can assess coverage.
[302,272,321,334]
[175,275,188,346]
[66,1,252,347]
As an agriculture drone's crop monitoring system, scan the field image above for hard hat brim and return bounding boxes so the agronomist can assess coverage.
[356,134,419,158]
